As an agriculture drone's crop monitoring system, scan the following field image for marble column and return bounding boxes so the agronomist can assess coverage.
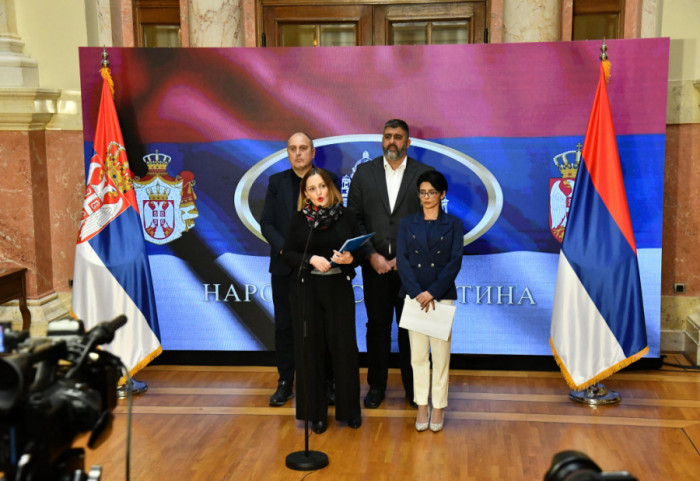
[106,0,135,47]
[85,0,134,48]
[489,0,505,44]
[187,0,243,47]
[0,0,38,86]
[241,0,255,47]
[503,0,561,43]
[640,0,661,39]
[0,0,68,333]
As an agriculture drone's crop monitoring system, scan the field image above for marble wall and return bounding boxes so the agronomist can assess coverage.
[44,130,86,293]
[0,131,41,281]
[503,0,560,42]
[663,123,700,298]
[0,127,70,330]
[188,0,243,47]
[661,121,700,354]
[241,0,256,47]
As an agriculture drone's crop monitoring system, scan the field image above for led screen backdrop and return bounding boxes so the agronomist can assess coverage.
[79,39,668,357]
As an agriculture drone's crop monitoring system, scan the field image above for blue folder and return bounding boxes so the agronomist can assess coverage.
[330,233,374,266]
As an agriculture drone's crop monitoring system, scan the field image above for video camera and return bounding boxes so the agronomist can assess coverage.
[0,316,127,481]
[545,450,638,481]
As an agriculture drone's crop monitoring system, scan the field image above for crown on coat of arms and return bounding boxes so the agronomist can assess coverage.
[143,150,171,173]
[552,143,582,179]
[146,184,170,200]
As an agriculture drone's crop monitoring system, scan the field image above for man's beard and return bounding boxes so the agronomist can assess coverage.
[383,144,405,161]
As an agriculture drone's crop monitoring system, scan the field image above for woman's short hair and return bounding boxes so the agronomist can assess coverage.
[298,167,343,210]
[416,170,448,193]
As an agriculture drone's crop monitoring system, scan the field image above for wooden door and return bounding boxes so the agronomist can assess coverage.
[261,4,373,47]
[374,2,487,45]
[260,1,488,47]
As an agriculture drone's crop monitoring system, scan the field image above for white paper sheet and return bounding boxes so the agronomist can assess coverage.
[399,295,456,341]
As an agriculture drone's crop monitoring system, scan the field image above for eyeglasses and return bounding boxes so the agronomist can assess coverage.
[417,190,440,198]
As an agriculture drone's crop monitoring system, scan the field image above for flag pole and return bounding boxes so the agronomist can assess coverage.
[568,41,620,406]
[97,47,150,399]
[569,383,620,405]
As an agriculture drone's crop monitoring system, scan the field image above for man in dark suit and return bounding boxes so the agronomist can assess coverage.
[260,132,316,406]
[261,132,337,406]
[347,119,433,409]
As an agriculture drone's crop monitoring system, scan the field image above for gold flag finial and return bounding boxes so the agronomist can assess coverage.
[600,40,611,83]
[100,47,115,96]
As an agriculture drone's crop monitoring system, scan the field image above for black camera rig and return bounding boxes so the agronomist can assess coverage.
[545,450,638,481]
[0,316,127,481]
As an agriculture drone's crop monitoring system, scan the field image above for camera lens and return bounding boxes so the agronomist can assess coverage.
[0,356,24,411]
[544,450,602,481]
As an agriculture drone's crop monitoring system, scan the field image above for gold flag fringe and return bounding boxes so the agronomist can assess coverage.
[602,59,611,83]
[118,345,163,386]
[550,338,649,391]
[101,66,115,96]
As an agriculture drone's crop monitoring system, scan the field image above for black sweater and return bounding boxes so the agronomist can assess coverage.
[282,206,362,280]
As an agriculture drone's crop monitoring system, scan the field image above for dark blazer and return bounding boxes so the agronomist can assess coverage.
[396,209,464,301]
[260,169,300,276]
[347,156,433,260]
[282,206,362,280]
[260,168,338,275]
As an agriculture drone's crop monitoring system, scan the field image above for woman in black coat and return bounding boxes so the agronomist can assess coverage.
[282,167,362,433]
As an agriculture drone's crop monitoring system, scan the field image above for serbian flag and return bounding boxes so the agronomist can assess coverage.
[550,60,648,390]
[72,66,162,379]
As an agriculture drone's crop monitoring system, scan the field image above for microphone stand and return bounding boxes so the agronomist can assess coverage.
[286,222,329,471]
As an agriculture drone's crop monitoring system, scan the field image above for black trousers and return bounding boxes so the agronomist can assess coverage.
[361,264,413,398]
[290,273,360,423]
[272,274,295,384]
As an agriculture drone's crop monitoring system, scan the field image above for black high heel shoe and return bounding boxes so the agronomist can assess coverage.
[348,417,362,429]
[311,420,327,434]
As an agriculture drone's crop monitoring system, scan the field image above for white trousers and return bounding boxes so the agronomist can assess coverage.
[408,300,453,409]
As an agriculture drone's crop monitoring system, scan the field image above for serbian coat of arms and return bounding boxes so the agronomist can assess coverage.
[549,145,581,243]
[133,151,198,245]
[79,141,133,243]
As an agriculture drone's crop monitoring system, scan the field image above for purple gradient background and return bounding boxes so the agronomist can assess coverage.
[80,39,669,144]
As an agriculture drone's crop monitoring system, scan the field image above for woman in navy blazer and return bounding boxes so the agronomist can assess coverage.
[396,170,463,432]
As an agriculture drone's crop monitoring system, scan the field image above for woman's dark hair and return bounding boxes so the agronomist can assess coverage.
[416,170,448,193]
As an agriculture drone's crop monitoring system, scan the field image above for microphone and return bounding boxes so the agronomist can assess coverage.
[298,224,314,282]
[66,315,128,379]
[84,315,128,346]
[287,219,329,470]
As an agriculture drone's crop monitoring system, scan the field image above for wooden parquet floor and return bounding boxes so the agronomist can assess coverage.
[78,354,700,480]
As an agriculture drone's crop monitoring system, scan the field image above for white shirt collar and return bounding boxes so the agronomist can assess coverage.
[383,156,407,172]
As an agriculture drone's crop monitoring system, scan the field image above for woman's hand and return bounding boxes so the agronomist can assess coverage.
[309,255,331,272]
[331,250,353,265]
[415,291,435,312]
